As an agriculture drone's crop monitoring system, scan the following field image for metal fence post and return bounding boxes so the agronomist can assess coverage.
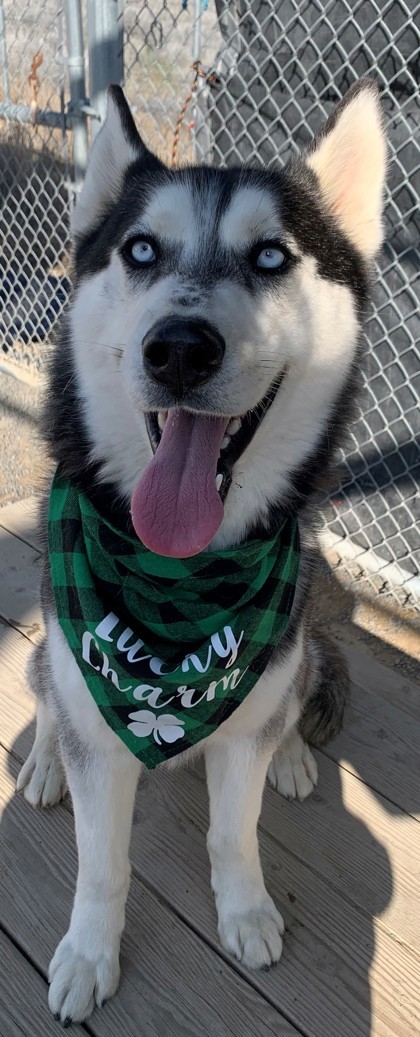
[64,0,89,185]
[88,0,123,137]
[191,0,210,162]
[0,0,10,102]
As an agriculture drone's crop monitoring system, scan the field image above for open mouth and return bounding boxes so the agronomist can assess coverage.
[130,375,283,558]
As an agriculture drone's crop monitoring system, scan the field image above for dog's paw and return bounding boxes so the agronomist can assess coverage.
[218,897,284,970]
[267,731,318,802]
[16,746,67,808]
[48,935,120,1024]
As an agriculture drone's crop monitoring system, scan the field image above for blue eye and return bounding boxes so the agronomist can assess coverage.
[130,240,156,265]
[255,246,286,270]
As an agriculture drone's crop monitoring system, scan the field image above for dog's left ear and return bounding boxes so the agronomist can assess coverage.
[305,80,387,258]
[71,85,158,239]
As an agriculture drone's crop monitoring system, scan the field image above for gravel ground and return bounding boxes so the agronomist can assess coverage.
[0,368,49,507]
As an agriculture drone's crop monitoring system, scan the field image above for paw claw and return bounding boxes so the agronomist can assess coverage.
[48,934,119,1023]
[268,731,317,802]
[218,897,284,970]
[17,748,67,809]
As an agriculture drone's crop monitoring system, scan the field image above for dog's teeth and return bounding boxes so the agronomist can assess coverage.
[221,436,230,450]
[157,411,167,431]
[215,473,223,492]
[227,417,241,436]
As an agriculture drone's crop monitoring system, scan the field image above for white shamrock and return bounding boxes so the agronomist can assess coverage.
[128,709,185,745]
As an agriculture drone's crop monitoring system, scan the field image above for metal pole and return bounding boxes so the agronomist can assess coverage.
[0,0,10,102]
[88,0,123,138]
[192,0,212,163]
[64,0,89,185]
[192,0,203,162]
[0,102,67,127]
[193,0,201,63]
[56,0,74,221]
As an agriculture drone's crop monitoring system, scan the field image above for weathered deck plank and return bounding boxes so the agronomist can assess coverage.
[128,772,420,1037]
[0,749,300,1037]
[1,507,420,1037]
[1,619,419,1036]
[322,678,420,814]
[0,531,42,643]
[0,617,37,761]
[340,643,420,723]
[0,495,41,552]
[0,929,86,1036]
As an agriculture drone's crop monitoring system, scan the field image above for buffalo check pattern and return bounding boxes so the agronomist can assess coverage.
[48,469,300,768]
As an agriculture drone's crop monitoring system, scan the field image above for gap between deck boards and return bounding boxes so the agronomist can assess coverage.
[0,927,88,1037]
[1,505,420,1037]
[0,749,304,1037]
[1,619,420,1037]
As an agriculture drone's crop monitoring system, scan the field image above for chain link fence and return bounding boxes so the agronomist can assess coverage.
[0,0,72,368]
[1,0,419,607]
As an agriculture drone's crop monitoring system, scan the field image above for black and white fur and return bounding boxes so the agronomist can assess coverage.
[17,81,386,1024]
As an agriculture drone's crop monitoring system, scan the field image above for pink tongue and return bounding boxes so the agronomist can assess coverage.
[131,412,229,557]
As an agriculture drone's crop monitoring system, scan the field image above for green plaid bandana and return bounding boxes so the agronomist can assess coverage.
[48,469,300,769]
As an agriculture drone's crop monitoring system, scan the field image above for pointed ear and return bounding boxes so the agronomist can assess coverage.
[306,80,387,258]
[71,85,151,239]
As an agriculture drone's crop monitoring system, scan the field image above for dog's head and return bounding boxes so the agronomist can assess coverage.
[66,82,386,556]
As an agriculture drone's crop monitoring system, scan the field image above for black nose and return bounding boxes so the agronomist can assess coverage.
[142,318,225,398]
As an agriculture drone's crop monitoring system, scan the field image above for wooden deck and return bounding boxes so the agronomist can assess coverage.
[0,498,419,1037]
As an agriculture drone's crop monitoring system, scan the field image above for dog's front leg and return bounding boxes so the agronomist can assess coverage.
[48,744,140,1024]
[205,735,284,969]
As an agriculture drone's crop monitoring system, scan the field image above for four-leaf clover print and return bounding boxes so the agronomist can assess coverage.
[128,709,185,745]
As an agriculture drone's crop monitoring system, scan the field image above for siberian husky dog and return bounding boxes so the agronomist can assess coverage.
[17,80,386,1024]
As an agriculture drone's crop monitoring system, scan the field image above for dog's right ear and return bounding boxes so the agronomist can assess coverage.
[304,80,387,259]
[71,86,155,239]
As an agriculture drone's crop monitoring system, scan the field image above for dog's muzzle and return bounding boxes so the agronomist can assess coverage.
[142,317,225,399]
